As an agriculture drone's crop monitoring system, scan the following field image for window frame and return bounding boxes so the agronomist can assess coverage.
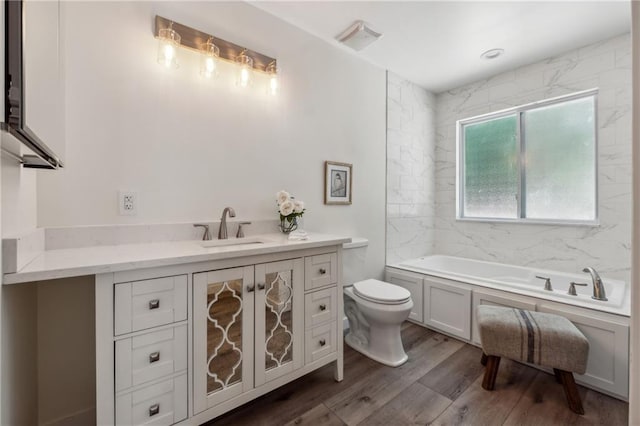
[456,88,599,226]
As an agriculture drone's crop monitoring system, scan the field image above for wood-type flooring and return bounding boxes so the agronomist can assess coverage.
[206,322,628,426]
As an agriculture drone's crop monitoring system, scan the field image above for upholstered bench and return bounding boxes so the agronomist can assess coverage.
[476,305,589,414]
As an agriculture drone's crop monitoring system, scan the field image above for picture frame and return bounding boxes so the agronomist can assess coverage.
[324,161,352,205]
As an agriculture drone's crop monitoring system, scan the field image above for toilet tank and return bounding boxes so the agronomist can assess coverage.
[342,238,369,285]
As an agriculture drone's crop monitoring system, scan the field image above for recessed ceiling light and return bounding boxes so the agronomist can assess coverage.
[337,20,383,51]
[480,48,505,60]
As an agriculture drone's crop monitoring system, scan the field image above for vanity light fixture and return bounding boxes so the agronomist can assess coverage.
[235,50,254,87]
[480,48,505,60]
[154,16,278,93]
[157,22,181,69]
[266,61,278,95]
[201,37,220,79]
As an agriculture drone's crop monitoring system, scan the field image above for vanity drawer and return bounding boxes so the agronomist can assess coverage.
[114,275,187,336]
[305,287,337,329]
[116,374,187,426]
[305,322,337,364]
[305,253,337,290]
[115,324,188,392]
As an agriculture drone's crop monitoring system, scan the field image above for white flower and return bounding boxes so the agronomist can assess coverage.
[294,200,305,213]
[279,200,294,216]
[276,190,290,205]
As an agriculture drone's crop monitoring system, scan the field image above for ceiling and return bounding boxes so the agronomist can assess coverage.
[253,1,631,93]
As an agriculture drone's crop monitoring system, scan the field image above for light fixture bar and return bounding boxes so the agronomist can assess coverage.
[154,15,276,73]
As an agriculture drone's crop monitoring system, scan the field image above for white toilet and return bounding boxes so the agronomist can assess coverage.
[343,239,413,367]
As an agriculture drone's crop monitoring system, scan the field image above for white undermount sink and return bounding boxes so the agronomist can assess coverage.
[199,237,273,248]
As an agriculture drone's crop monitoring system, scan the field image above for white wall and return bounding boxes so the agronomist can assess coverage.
[0,277,95,426]
[386,72,436,264]
[37,277,95,426]
[37,1,387,278]
[1,283,38,426]
[1,155,37,237]
[434,34,632,281]
[629,3,639,423]
[0,139,39,426]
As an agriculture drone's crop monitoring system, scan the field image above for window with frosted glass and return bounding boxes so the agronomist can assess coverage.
[524,97,596,220]
[463,115,518,219]
[458,91,597,223]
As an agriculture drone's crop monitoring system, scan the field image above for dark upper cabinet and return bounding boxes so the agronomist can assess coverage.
[3,0,64,169]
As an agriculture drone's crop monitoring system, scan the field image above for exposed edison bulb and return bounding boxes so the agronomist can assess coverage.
[239,66,251,87]
[235,52,254,88]
[205,57,215,73]
[157,26,181,69]
[163,44,175,67]
[200,39,220,79]
[269,75,279,95]
[266,61,278,95]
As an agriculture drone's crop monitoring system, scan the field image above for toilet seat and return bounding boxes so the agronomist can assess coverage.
[353,279,411,305]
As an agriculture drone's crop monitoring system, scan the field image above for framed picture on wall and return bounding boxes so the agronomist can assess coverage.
[324,161,352,205]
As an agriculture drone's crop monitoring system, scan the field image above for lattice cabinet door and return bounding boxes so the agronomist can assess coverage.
[254,258,305,387]
[193,266,255,414]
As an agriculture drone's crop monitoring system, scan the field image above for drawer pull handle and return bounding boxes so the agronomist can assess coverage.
[319,339,326,347]
[247,284,255,293]
[149,403,160,417]
[319,304,327,311]
[257,283,266,291]
[319,268,327,275]
[148,299,160,310]
[149,352,160,363]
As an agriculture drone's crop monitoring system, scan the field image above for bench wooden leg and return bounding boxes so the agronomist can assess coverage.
[481,353,488,366]
[553,368,563,384]
[557,370,584,415]
[481,355,500,391]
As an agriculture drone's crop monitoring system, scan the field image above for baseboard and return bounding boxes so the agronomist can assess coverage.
[40,406,96,426]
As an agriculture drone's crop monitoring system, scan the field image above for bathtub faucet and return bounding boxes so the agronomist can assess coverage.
[535,275,553,291]
[582,267,608,301]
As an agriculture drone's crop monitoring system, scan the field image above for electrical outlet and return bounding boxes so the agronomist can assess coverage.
[119,191,137,216]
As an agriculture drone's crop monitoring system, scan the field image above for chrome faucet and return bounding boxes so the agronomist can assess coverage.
[236,221,251,238]
[218,207,236,239]
[582,267,608,301]
[193,224,211,240]
[568,281,588,296]
[535,275,553,291]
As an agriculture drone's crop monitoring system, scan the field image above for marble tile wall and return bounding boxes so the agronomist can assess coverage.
[434,34,632,282]
[386,72,437,264]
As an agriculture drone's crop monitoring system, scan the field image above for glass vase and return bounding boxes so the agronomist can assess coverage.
[279,216,298,234]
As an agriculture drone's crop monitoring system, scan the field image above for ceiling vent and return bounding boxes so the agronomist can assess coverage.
[337,20,383,51]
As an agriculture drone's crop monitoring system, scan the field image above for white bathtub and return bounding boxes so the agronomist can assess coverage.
[394,255,629,316]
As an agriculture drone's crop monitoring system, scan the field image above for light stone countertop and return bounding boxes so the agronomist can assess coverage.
[3,233,350,285]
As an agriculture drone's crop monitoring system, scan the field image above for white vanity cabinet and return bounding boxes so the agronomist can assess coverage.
[95,242,344,426]
[304,254,340,366]
[114,275,188,336]
[192,259,305,414]
[305,253,338,290]
[112,275,189,425]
